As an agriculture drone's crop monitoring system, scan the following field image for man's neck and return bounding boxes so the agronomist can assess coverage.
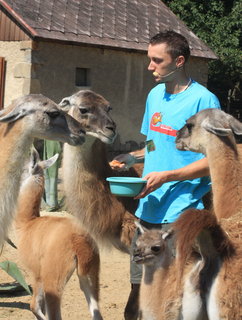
[165,75,191,94]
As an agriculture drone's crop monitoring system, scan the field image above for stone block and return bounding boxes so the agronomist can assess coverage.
[22,79,41,95]
[14,63,31,78]
[20,41,38,51]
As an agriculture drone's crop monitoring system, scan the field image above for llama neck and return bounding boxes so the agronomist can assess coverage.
[15,175,44,227]
[143,249,172,284]
[0,122,32,243]
[64,136,112,178]
[206,139,242,219]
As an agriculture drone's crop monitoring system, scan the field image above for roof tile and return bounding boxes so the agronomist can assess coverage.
[1,0,217,59]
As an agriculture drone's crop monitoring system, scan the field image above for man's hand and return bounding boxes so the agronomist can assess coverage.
[134,158,210,199]
[109,153,136,171]
[135,171,171,199]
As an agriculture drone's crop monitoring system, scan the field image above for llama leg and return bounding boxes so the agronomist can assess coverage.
[124,284,140,320]
[77,264,103,320]
[182,262,208,320]
[206,278,220,320]
[30,282,46,320]
[44,289,62,320]
[42,252,76,320]
[125,229,141,320]
[75,239,103,320]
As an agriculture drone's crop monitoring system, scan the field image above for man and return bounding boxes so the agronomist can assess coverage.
[111,30,220,320]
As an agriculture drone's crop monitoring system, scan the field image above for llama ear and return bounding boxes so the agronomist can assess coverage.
[39,153,59,170]
[134,220,147,234]
[201,117,232,136]
[162,228,174,240]
[30,147,40,170]
[59,97,71,112]
[0,106,29,123]
[228,115,242,135]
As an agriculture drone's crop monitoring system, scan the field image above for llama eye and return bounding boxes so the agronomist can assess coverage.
[79,108,88,115]
[151,245,160,253]
[186,123,193,133]
[107,106,112,112]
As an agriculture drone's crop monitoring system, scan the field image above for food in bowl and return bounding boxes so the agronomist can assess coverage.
[109,159,124,169]
[106,177,147,197]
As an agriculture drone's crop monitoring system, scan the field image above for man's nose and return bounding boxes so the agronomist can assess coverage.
[148,61,155,70]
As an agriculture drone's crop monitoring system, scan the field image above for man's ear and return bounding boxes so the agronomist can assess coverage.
[176,55,185,69]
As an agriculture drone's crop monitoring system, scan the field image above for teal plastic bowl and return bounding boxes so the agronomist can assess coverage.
[106,177,147,197]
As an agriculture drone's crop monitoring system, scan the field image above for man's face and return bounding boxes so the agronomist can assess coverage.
[147,43,178,83]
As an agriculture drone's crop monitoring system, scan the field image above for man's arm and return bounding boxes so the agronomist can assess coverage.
[110,148,145,170]
[135,158,209,199]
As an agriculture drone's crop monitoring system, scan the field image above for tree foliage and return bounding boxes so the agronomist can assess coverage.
[163,0,241,110]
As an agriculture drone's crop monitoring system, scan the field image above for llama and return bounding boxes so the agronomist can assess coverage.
[133,109,242,319]
[133,215,210,320]
[173,209,241,320]
[0,94,86,248]
[175,108,242,319]
[134,208,240,320]
[176,108,242,219]
[132,223,180,320]
[15,149,103,320]
[60,90,140,253]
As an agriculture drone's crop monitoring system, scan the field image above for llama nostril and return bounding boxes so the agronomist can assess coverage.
[79,129,86,135]
[106,126,115,132]
[133,250,140,257]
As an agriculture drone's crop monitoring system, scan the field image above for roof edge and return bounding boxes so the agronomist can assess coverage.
[0,0,38,37]
[34,31,218,60]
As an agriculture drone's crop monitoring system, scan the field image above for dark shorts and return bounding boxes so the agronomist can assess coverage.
[130,219,172,284]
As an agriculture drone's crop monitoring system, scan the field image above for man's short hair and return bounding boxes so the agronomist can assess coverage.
[150,30,190,62]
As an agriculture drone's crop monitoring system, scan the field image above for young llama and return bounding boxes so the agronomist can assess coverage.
[0,94,85,248]
[15,149,102,320]
[134,208,238,320]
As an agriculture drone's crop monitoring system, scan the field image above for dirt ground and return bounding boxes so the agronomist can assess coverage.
[0,211,131,320]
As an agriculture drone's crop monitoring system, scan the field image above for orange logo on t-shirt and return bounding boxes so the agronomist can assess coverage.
[151,112,162,125]
[150,112,177,137]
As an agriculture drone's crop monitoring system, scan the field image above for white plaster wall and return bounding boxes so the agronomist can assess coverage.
[33,42,151,145]
[0,41,26,106]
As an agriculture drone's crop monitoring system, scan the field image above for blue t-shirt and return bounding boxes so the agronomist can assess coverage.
[135,80,220,224]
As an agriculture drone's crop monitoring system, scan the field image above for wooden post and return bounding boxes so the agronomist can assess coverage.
[0,57,6,109]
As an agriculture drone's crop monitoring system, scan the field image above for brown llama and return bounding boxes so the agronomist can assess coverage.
[60,90,141,253]
[175,108,242,319]
[0,94,85,248]
[134,208,241,320]
[131,110,242,319]
[15,149,103,320]
[173,209,241,320]
[133,213,209,320]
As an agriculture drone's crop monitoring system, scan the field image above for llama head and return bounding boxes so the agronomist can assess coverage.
[21,147,59,187]
[0,94,86,146]
[176,108,242,154]
[132,221,173,266]
[59,90,116,144]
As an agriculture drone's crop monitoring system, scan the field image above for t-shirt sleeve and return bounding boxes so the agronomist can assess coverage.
[197,91,221,112]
